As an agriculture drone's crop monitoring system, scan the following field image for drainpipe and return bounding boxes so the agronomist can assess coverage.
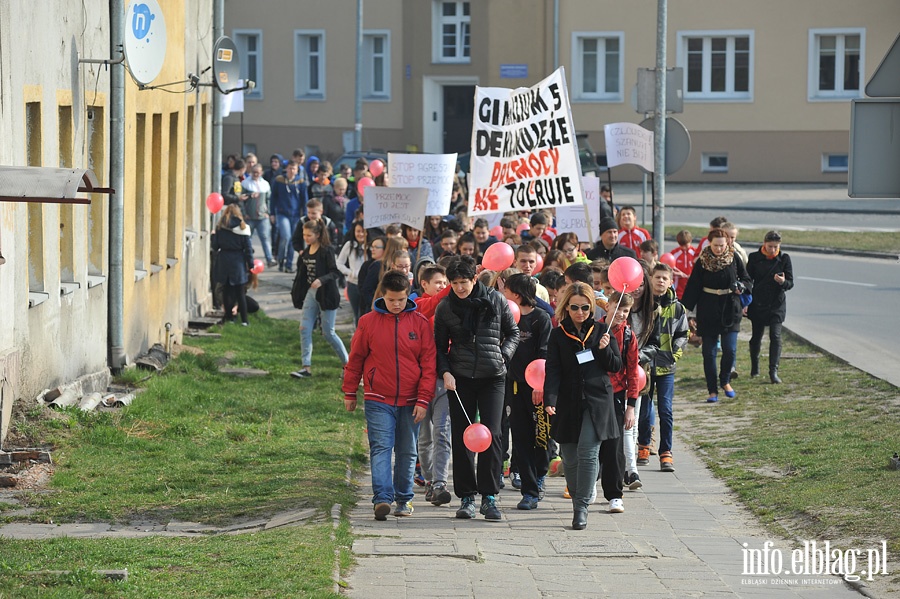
[108,0,126,371]
[553,0,559,69]
[354,0,363,151]
[212,0,224,198]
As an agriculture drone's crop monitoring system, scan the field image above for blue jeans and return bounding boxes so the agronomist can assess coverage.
[300,288,349,367]
[275,214,300,269]
[702,331,738,395]
[638,373,674,455]
[247,217,273,262]
[417,381,451,485]
[364,401,420,505]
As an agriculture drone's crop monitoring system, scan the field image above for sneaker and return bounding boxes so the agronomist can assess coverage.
[609,498,625,513]
[424,482,434,503]
[660,451,675,472]
[394,501,414,517]
[430,483,452,506]
[373,502,391,521]
[499,473,506,489]
[548,456,564,477]
[563,486,571,499]
[456,496,476,519]
[516,494,540,510]
[588,483,598,505]
[626,471,643,490]
[537,476,546,500]
[290,370,312,378]
[414,464,425,487]
[637,445,651,466]
[511,472,522,490]
[266,259,278,267]
[480,495,502,521]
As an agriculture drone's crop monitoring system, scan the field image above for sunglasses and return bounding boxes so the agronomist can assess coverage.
[568,304,592,312]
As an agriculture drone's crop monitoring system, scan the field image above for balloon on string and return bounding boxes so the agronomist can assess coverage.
[659,252,677,268]
[463,423,492,453]
[368,159,385,178]
[533,253,543,274]
[608,257,644,292]
[490,225,503,239]
[635,366,648,393]
[524,358,546,390]
[357,177,375,197]
[507,299,521,323]
[250,259,265,274]
[482,242,515,271]
[206,192,224,214]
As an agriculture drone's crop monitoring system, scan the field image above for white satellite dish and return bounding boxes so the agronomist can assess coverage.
[124,0,168,85]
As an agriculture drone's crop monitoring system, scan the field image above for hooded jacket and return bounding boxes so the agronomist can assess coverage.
[342,297,437,409]
[645,286,689,375]
[271,172,307,218]
[211,217,252,286]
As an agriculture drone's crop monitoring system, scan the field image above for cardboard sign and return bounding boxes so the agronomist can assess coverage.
[468,68,584,216]
[364,187,429,230]
[555,177,601,244]
[387,153,457,216]
[603,122,654,172]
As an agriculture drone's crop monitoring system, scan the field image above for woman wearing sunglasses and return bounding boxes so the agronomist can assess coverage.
[544,281,624,530]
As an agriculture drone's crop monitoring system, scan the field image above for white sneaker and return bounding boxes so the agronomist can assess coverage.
[588,483,598,505]
[609,498,624,513]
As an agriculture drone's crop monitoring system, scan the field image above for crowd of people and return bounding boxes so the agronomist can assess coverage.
[210,150,794,530]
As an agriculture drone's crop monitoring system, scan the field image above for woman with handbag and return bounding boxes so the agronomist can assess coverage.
[290,220,348,378]
[746,231,794,384]
[681,229,753,403]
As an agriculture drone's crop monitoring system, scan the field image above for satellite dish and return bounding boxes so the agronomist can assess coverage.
[213,37,242,93]
[123,0,168,85]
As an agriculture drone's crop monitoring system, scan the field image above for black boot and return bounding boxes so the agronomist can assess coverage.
[750,344,760,378]
[572,509,587,530]
[770,368,782,384]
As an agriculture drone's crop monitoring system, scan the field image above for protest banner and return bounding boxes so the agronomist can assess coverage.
[387,153,457,216]
[603,122,654,172]
[555,176,601,244]
[364,187,429,230]
[468,67,584,216]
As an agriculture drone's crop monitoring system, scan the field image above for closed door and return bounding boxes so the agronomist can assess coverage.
[443,85,475,154]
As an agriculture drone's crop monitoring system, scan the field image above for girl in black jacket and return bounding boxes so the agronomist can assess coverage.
[211,205,253,326]
[745,231,794,383]
[291,220,348,378]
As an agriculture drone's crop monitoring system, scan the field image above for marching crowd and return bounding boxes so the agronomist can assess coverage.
[211,150,794,530]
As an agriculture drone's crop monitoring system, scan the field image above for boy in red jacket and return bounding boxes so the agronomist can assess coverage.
[342,271,437,520]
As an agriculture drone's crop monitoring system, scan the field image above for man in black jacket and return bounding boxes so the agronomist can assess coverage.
[586,217,637,262]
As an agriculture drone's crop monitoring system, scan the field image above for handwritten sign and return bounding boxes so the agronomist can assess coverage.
[468,68,584,216]
[364,187,429,230]
[603,122,654,172]
[555,177,601,244]
[387,153,457,216]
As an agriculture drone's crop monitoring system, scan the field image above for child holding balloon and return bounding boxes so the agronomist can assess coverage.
[211,204,254,326]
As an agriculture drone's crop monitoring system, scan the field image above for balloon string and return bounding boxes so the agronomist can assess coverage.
[451,389,473,426]
[605,282,627,334]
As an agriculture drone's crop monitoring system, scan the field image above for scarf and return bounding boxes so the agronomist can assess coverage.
[448,281,495,339]
[760,245,780,259]
[697,245,735,273]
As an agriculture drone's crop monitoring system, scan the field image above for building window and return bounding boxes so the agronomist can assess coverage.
[294,30,325,100]
[702,153,729,173]
[26,101,45,292]
[234,29,263,99]
[135,113,147,271]
[364,32,390,99]
[822,153,849,173]
[571,33,623,101]
[167,113,179,260]
[87,106,106,276]
[58,105,75,283]
[809,29,864,100]
[433,1,470,63]
[679,31,753,101]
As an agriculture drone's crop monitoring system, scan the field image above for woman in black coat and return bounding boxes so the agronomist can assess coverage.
[212,205,254,326]
[434,255,519,522]
[682,229,753,403]
[745,231,794,384]
[544,281,623,530]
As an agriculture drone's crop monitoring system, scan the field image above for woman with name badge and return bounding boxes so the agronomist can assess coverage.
[544,281,623,530]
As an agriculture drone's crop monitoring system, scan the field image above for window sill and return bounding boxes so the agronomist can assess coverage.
[60,281,81,296]
[684,95,753,103]
[135,269,148,282]
[166,257,178,269]
[363,95,392,103]
[150,263,164,276]
[28,292,50,308]
[808,95,859,103]
[87,275,106,288]
[294,94,326,102]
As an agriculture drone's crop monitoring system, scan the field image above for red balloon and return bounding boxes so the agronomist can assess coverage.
[659,252,677,268]
[206,192,224,214]
[533,253,543,274]
[525,359,546,390]
[490,225,503,240]
[463,423,492,453]
[482,242,515,271]
[608,257,644,293]
[635,366,648,392]
[250,259,265,274]
[507,299,521,323]
[369,159,385,178]
[516,222,529,235]
[357,177,375,198]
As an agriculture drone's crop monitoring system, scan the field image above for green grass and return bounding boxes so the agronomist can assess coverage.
[663,226,900,254]
[674,325,900,559]
[1,312,364,597]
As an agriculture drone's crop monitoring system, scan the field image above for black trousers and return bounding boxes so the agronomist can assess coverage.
[749,318,783,371]
[449,375,505,498]
[222,283,248,324]
[507,379,551,498]
[614,391,627,485]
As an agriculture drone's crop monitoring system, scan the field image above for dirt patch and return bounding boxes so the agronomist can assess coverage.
[171,343,205,358]
[11,462,54,491]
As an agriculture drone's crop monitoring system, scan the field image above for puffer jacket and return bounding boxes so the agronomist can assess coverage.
[341,298,437,409]
[644,286,689,375]
[434,283,520,380]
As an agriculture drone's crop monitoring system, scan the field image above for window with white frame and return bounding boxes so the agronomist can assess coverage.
[433,1,470,63]
[679,31,752,101]
[234,30,263,99]
[571,33,623,101]
[822,153,849,173]
[809,29,864,100]
[295,30,325,100]
[364,32,390,99]
[702,153,729,173]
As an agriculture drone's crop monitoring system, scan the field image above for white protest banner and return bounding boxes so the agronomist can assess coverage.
[603,122,654,172]
[468,67,584,216]
[364,187,429,230]
[387,153,457,216]
[555,177,601,244]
